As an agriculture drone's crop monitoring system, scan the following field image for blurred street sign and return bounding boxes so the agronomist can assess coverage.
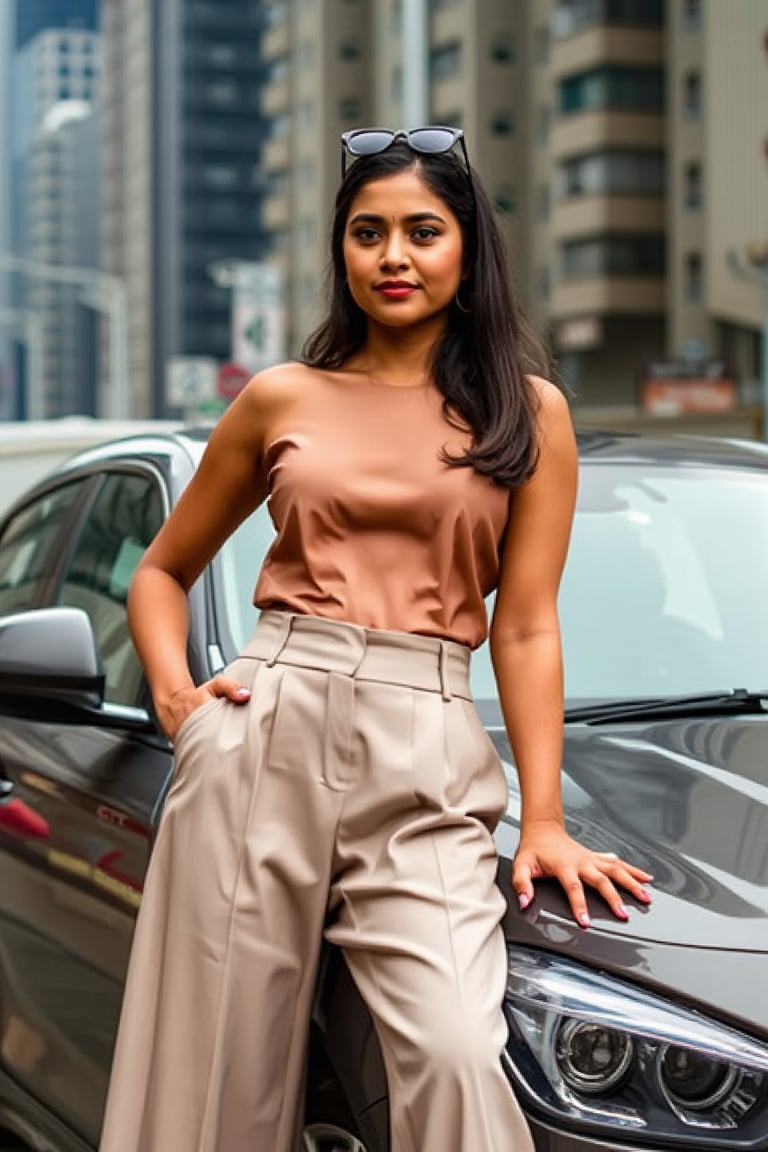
[166,356,217,409]
[217,361,251,401]
[231,263,285,373]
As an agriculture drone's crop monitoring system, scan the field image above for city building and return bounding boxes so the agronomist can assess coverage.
[259,0,768,417]
[10,8,101,418]
[0,1,15,418]
[101,0,270,419]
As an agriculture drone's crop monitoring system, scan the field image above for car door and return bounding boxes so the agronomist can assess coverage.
[0,464,171,1149]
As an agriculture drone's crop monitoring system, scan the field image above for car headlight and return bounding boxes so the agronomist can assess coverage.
[505,948,768,1146]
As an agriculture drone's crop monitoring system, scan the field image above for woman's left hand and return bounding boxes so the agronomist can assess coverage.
[512,818,653,929]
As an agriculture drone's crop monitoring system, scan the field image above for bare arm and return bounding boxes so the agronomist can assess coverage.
[127,370,286,739]
[490,380,652,926]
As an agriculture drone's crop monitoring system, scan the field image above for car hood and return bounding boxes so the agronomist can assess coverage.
[491,713,768,955]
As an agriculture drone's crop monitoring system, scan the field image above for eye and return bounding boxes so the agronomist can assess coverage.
[411,226,440,242]
[351,226,381,243]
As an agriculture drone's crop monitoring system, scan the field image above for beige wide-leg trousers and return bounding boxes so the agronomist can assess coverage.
[99,610,533,1152]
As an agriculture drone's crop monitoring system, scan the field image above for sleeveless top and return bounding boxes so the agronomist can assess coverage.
[253,375,511,649]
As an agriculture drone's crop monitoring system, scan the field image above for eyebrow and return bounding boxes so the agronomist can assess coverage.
[348,211,448,226]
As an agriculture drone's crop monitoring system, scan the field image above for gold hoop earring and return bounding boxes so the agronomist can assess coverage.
[454,284,471,313]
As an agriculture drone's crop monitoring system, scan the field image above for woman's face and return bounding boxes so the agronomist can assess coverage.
[342,167,465,333]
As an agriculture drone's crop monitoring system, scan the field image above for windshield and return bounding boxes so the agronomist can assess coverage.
[218,460,768,705]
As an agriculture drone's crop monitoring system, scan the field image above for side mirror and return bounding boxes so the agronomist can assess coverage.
[0,607,152,731]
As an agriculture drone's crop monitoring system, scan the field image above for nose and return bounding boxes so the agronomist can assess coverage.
[380,230,409,271]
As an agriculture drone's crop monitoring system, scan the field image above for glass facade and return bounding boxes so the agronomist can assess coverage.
[175,1,268,365]
[553,0,664,39]
[15,0,98,48]
[559,67,665,114]
[558,149,666,197]
[562,235,666,278]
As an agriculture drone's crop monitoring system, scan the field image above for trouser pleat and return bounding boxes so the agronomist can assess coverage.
[100,613,534,1152]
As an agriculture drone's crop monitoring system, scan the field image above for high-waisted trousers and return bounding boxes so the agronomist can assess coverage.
[99,610,533,1152]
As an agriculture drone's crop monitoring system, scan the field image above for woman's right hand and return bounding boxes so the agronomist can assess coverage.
[159,675,251,742]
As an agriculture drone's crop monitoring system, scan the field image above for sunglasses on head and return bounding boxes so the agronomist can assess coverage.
[340,125,474,199]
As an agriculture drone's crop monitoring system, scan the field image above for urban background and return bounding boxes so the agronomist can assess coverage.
[0,0,766,436]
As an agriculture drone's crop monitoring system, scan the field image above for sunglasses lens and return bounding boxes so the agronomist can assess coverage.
[346,130,396,157]
[408,128,458,153]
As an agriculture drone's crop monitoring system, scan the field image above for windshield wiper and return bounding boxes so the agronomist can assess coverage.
[565,689,768,724]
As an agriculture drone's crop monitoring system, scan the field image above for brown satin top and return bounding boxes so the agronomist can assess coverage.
[253,375,511,649]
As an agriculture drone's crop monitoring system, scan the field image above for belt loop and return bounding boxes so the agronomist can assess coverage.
[265,612,294,667]
[439,642,452,702]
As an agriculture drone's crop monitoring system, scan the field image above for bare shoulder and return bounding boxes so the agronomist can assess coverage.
[239,359,316,410]
[526,375,575,452]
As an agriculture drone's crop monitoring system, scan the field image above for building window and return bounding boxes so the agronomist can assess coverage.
[339,39,361,60]
[269,113,290,139]
[268,57,289,84]
[553,0,664,39]
[683,71,702,119]
[490,34,515,64]
[430,42,462,82]
[494,184,517,215]
[684,161,702,209]
[264,1,288,27]
[559,67,664,115]
[205,80,239,107]
[339,96,362,120]
[685,252,703,303]
[202,164,240,190]
[490,112,515,137]
[558,149,665,197]
[266,169,288,197]
[683,0,702,29]
[562,235,665,279]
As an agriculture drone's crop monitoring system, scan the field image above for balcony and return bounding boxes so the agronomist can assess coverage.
[553,194,665,239]
[551,109,664,157]
[551,275,665,317]
[551,26,663,76]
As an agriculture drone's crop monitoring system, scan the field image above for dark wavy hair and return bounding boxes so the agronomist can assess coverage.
[301,140,552,489]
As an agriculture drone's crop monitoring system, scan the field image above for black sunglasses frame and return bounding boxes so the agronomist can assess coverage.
[340,126,474,201]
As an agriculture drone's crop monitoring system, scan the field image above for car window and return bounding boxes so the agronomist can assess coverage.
[55,471,164,707]
[0,482,86,617]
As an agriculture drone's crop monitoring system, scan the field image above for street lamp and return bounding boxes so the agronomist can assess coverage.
[0,250,128,419]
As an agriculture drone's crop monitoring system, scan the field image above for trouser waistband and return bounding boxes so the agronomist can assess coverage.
[241,610,473,702]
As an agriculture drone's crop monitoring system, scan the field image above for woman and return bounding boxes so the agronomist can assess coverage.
[100,127,652,1152]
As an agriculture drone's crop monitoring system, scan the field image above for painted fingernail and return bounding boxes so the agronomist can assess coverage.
[616,903,629,919]
[518,893,531,911]
[578,914,590,929]
[235,687,250,699]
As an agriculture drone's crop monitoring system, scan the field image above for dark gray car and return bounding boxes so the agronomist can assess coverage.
[0,428,767,1152]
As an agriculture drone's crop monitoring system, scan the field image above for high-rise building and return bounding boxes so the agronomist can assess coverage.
[15,0,98,49]
[259,0,768,412]
[0,1,15,418]
[11,14,101,417]
[101,0,269,418]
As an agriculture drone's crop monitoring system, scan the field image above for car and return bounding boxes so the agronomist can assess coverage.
[0,425,767,1152]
